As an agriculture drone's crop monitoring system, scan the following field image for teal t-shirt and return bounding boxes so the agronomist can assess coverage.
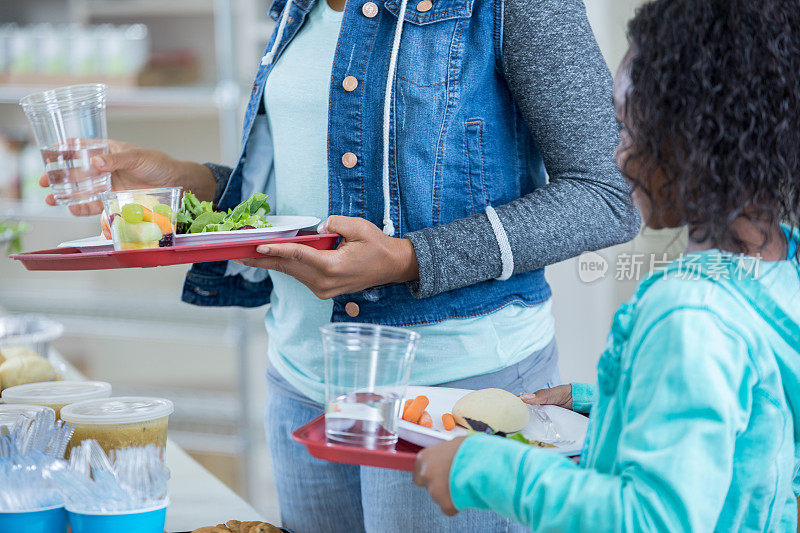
[262,0,556,403]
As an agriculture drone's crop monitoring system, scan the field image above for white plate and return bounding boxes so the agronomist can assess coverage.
[397,386,588,456]
[174,215,320,245]
[58,215,321,251]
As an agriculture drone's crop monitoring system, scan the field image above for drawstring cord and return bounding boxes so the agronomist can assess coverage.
[381,0,409,236]
[262,0,294,66]
[264,0,407,237]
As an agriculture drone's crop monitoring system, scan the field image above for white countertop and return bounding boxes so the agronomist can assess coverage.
[165,440,263,532]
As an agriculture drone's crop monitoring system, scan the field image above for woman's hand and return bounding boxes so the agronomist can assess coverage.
[40,139,216,216]
[413,436,466,517]
[236,215,420,299]
[520,384,573,411]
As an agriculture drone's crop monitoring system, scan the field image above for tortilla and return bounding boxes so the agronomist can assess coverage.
[452,388,530,433]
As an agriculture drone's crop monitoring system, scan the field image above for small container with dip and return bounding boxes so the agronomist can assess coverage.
[1,381,112,418]
[60,396,173,456]
[0,404,56,432]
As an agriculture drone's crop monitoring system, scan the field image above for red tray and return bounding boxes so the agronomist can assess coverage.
[292,415,421,472]
[9,233,338,271]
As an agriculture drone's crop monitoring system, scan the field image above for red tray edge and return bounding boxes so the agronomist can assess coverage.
[8,233,339,271]
[9,233,340,259]
[292,415,420,472]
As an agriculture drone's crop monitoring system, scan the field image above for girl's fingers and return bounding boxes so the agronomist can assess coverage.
[39,174,49,187]
[519,393,541,405]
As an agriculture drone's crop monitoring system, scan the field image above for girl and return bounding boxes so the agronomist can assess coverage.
[414,0,800,530]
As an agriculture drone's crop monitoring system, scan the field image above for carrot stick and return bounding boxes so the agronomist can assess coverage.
[402,395,429,423]
[442,413,456,431]
[402,399,413,418]
[418,411,433,428]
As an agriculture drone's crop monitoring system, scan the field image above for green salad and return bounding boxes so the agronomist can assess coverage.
[0,220,28,254]
[176,192,271,234]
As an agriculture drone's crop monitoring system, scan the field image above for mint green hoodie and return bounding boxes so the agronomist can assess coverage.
[450,227,800,531]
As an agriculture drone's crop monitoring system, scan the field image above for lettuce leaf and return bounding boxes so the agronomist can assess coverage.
[178,191,271,234]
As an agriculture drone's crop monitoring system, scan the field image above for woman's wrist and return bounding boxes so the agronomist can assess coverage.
[390,238,420,284]
[176,160,217,202]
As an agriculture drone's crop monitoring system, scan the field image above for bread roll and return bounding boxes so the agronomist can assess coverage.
[0,354,58,391]
[0,346,41,360]
[452,388,530,433]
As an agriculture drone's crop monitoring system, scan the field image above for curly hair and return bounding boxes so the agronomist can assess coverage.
[622,0,800,254]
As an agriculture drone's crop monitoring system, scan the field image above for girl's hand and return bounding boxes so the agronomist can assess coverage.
[413,436,466,517]
[39,139,216,216]
[236,215,420,299]
[520,384,573,411]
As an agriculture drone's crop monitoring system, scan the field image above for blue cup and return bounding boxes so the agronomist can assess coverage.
[67,501,168,533]
[0,505,68,533]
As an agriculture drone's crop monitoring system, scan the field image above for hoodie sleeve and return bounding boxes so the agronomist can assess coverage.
[449,309,754,531]
[405,0,640,299]
[203,163,234,205]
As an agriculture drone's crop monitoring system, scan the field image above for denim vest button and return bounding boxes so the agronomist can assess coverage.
[345,302,360,317]
[361,2,379,18]
[342,76,358,92]
[342,152,358,168]
[416,0,432,12]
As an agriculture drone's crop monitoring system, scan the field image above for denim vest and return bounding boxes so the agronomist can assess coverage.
[181,0,552,325]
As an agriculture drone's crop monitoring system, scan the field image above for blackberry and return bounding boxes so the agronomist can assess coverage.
[158,233,174,247]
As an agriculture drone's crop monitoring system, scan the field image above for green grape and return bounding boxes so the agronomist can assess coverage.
[153,204,172,217]
[121,203,144,224]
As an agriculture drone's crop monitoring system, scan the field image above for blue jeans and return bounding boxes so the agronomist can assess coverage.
[264,339,560,533]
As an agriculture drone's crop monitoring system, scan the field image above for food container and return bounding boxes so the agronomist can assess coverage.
[67,501,167,533]
[0,314,63,360]
[0,404,55,431]
[0,505,68,533]
[60,396,173,455]
[100,188,181,250]
[1,381,111,418]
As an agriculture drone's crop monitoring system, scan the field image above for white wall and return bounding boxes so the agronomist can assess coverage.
[551,0,688,384]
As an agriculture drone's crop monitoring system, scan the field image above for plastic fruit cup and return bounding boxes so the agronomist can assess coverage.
[100,187,182,251]
[67,501,168,533]
[0,404,56,432]
[60,396,173,457]
[0,505,67,533]
[1,381,112,419]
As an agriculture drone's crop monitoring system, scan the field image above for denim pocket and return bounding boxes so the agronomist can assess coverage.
[384,0,472,86]
[464,119,488,215]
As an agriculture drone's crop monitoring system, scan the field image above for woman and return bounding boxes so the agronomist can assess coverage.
[414,0,800,530]
[44,0,638,530]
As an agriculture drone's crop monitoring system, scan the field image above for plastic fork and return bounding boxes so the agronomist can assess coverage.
[529,404,575,447]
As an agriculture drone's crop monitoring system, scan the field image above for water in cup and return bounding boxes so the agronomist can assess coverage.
[325,391,403,450]
[40,138,109,204]
[20,84,112,206]
[322,323,419,450]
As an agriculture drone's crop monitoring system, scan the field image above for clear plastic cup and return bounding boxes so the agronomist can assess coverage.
[0,404,55,432]
[100,188,182,251]
[60,396,173,457]
[322,323,419,450]
[19,84,111,206]
[1,381,112,419]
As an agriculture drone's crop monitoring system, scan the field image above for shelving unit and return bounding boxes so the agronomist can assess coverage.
[0,0,275,504]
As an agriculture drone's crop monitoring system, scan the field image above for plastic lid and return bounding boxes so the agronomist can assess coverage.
[0,404,55,428]
[1,381,112,405]
[60,396,173,425]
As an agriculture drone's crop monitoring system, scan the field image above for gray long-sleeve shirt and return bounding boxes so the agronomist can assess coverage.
[205,0,640,298]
